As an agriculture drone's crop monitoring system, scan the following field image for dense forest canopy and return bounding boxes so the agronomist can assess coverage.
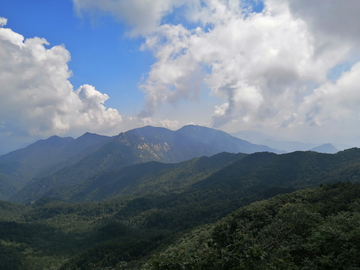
[1,128,360,269]
[1,149,360,269]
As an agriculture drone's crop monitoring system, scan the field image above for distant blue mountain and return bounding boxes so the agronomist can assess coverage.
[232,130,319,152]
[310,143,338,154]
[0,133,111,200]
[10,125,281,203]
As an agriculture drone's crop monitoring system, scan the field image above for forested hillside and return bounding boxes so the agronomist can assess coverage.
[11,147,360,206]
[1,148,360,269]
[0,133,111,200]
[2,182,360,269]
[13,152,244,203]
[9,125,279,204]
[148,182,360,269]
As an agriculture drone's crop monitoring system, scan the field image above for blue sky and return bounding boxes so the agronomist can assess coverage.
[1,0,360,154]
[1,0,151,114]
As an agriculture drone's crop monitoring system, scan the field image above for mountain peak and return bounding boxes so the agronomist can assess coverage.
[77,132,110,140]
[31,135,74,149]
[310,143,338,154]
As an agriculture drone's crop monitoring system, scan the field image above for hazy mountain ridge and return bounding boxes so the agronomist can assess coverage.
[130,125,281,158]
[0,133,112,200]
[0,135,74,179]
[9,125,280,203]
[25,152,246,203]
[34,133,113,178]
[233,130,342,152]
[11,145,360,209]
[0,136,76,200]
[310,143,338,154]
[176,125,279,155]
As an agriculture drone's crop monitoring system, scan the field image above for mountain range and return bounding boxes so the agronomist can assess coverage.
[0,125,279,201]
[1,124,360,269]
[233,129,340,153]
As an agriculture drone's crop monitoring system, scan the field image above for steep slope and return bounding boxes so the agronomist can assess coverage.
[189,148,360,199]
[35,132,112,177]
[47,149,360,269]
[11,125,279,203]
[176,125,280,154]
[0,136,74,200]
[28,152,245,203]
[0,133,111,200]
[3,150,360,269]
[0,135,74,179]
[86,148,360,230]
[127,126,211,162]
[129,125,280,160]
[10,132,149,203]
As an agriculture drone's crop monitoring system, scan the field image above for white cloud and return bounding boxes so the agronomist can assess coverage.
[73,0,360,142]
[0,17,189,153]
[0,17,7,27]
[160,119,179,129]
[0,18,124,142]
[139,24,205,116]
[137,0,351,130]
[73,0,194,36]
[301,62,360,127]
[286,0,360,45]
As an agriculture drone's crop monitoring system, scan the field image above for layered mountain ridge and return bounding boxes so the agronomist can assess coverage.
[1,125,279,201]
[1,126,360,269]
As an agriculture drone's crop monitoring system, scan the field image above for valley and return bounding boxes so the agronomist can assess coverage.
[0,125,360,269]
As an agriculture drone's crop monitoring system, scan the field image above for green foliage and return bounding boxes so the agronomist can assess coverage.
[3,149,360,269]
[0,243,25,270]
[148,182,360,269]
[10,124,278,204]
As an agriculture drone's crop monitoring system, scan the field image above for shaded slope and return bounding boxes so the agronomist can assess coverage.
[11,125,279,203]
[193,148,360,192]
[38,152,245,203]
[0,133,111,200]
[35,132,112,178]
[0,136,74,182]
[98,148,360,230]
[54,150,360,269]
[0,136,74,200]
[10,131,179,203]
[3,150,360,269]
[177,125,279,154]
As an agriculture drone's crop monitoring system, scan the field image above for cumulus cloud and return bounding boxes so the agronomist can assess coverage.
[286,0,360,45]
[73,0,194,36]
[74,0,360,140]
[0,18,123,141]
[301,62,360,126]
[137,0,351,129]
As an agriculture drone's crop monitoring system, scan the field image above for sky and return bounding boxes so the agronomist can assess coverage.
[1,0,360,154]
